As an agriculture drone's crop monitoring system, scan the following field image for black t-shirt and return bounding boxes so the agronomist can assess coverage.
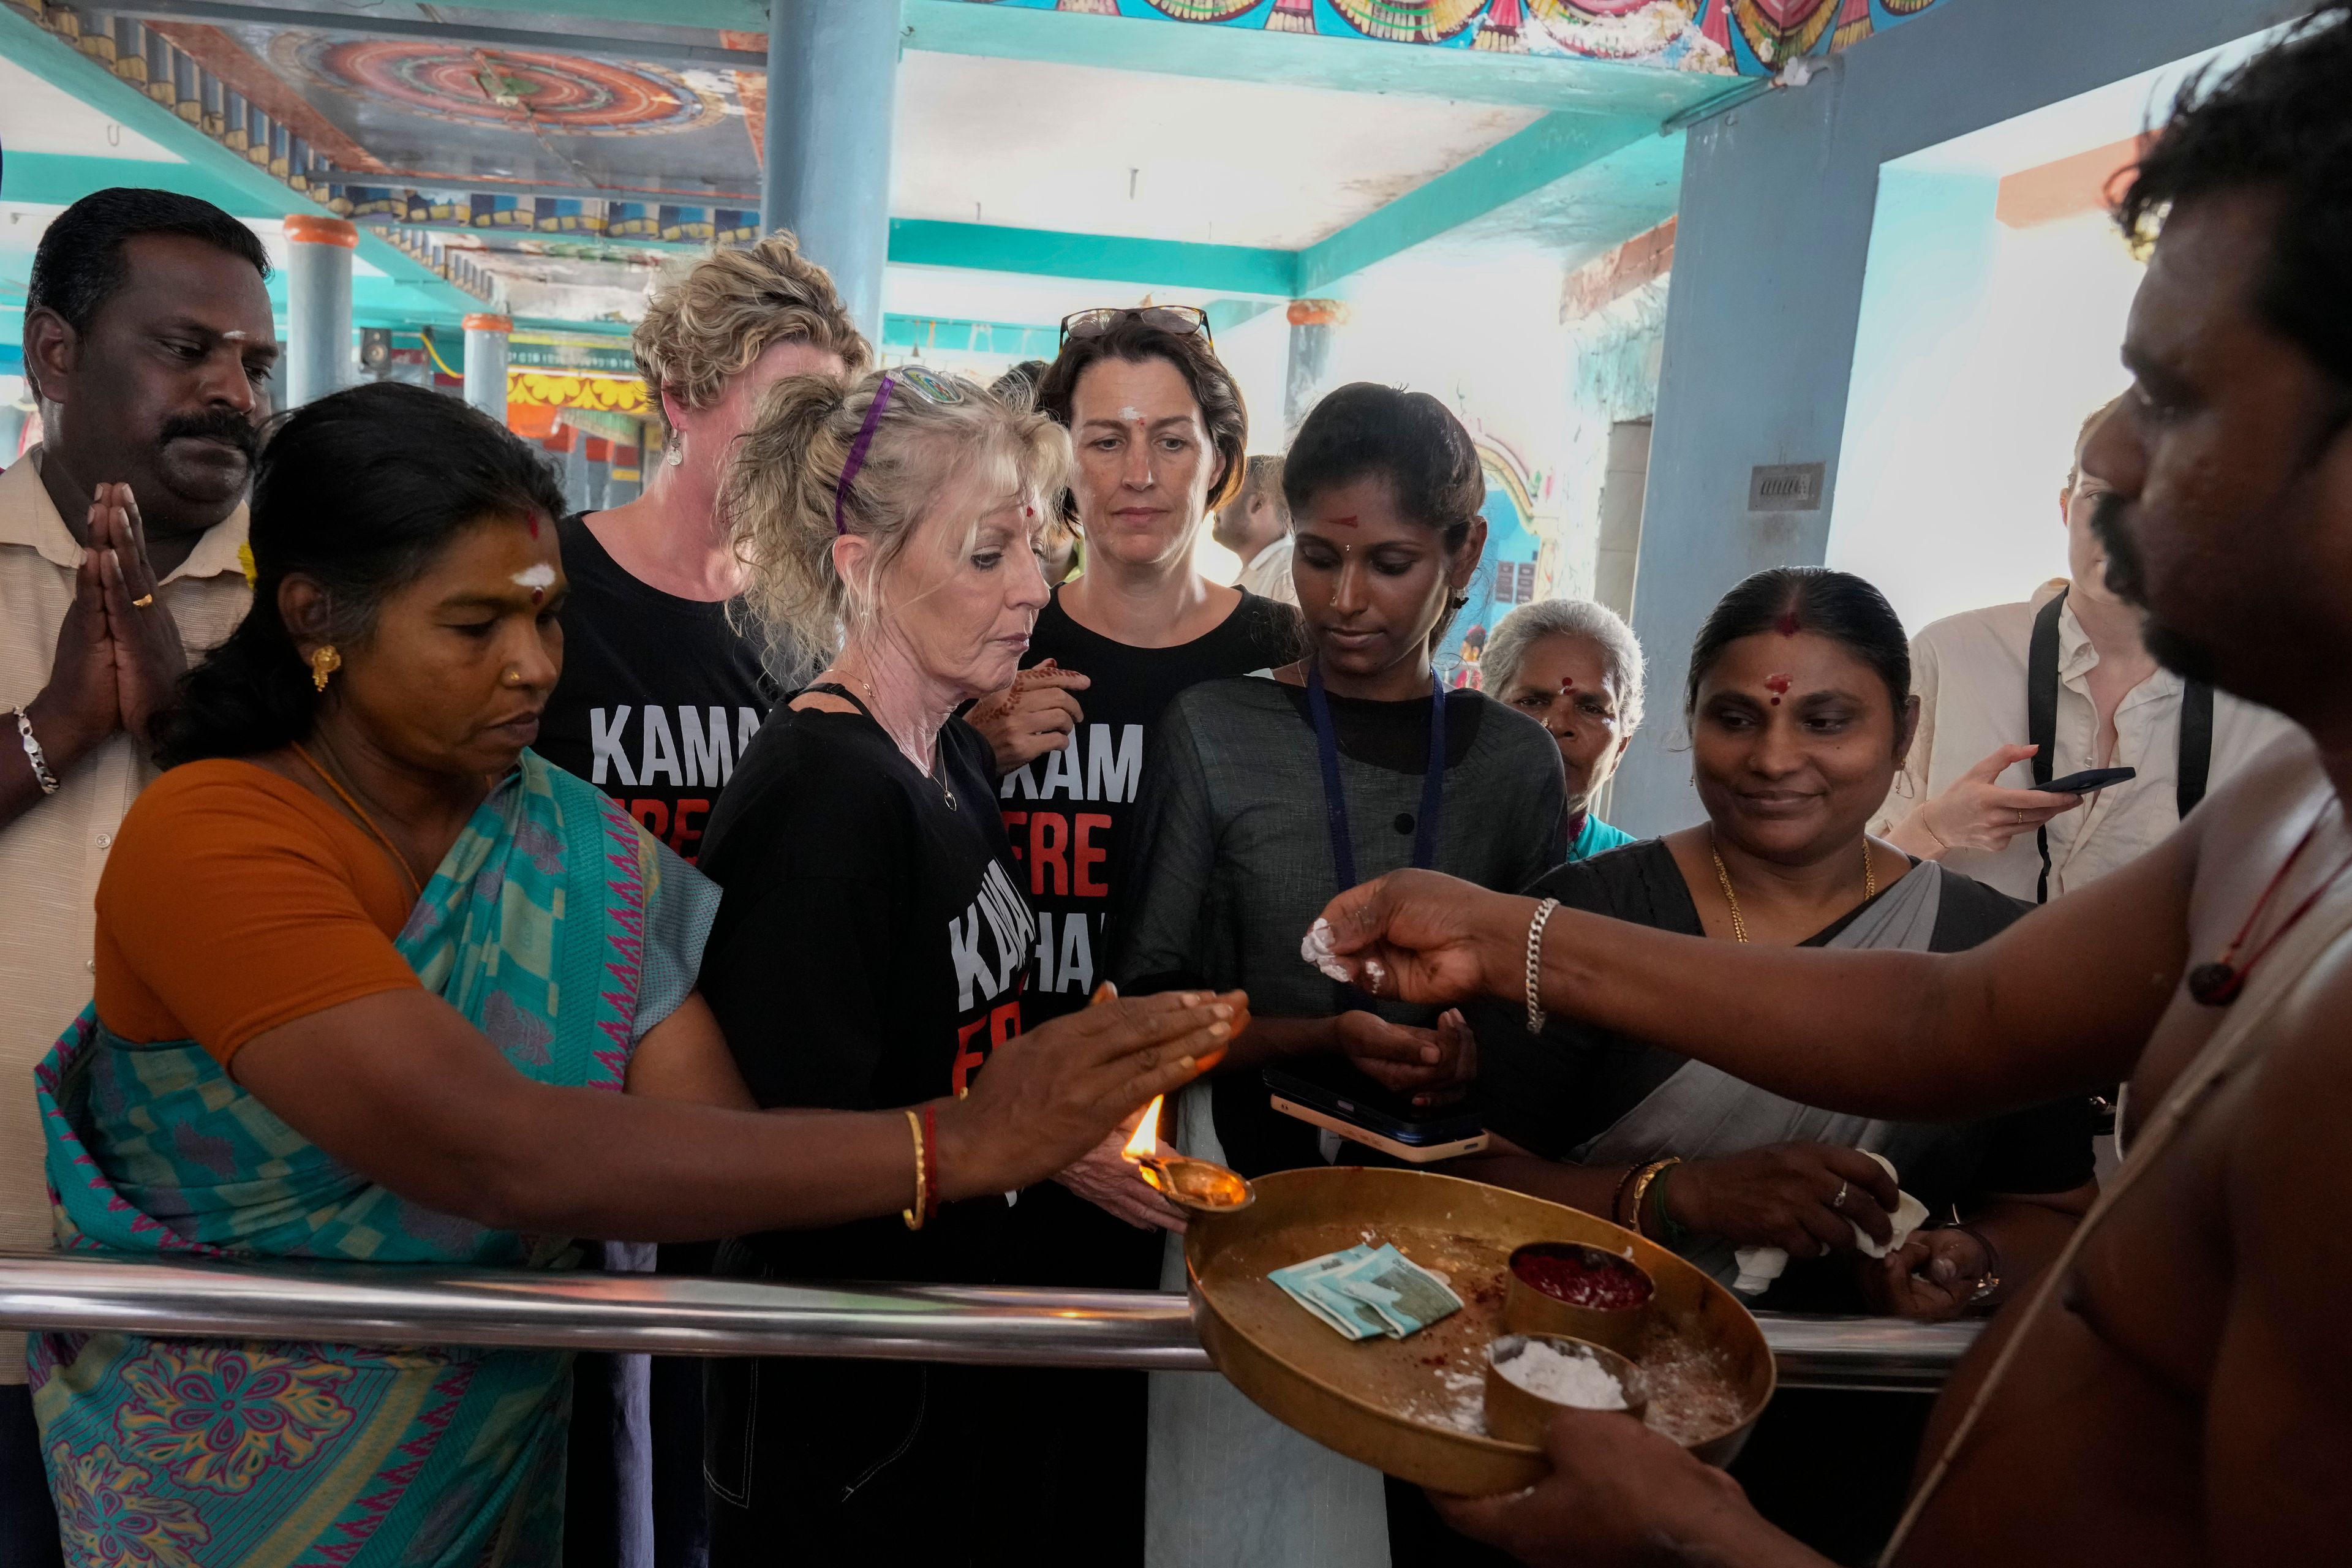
[985,588,1297,1292]
[992,587,1300,1025]
[1474,840,2094,1313]
[535,513,777,864]
[696,699,1034,1284]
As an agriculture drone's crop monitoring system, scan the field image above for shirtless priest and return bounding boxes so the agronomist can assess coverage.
[1313,12,2352,1566]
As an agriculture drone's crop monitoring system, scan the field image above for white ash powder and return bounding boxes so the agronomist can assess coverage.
[1494,1340,1627,1411]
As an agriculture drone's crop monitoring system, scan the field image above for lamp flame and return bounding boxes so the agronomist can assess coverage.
[1122,1095,1165,1163]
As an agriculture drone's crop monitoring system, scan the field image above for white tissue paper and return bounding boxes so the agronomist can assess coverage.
[1732,1151,1929,1295]
[1300,918,1353,984]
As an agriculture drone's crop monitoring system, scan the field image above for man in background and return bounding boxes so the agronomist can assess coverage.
[1212,453,1296,605]
[1877,399,2294,902]
[0,188,275,1567]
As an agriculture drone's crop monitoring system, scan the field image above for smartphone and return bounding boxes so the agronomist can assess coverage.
[2036,766,2137,795]
[1264,1064,1489,1164]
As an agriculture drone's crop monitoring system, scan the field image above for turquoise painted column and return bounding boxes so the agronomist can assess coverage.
[1283,298,1348,440]
[462,313,512,424]
[284,215,356,408]
[761,0,900,342]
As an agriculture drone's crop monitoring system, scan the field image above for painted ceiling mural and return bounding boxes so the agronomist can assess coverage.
[976,0,1948,75]
[26,0,1945,281]
[251,28,763,195]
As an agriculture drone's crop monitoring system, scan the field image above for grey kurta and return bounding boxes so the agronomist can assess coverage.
[1116,673,1565,1568]
[1115,674,1566,1059]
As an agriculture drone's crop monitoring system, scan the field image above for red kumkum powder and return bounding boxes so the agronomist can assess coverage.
[1512,1245,1654,1311]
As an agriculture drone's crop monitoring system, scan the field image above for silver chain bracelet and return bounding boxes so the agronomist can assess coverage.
[1524,897,1560,1033]
[13,706,59,796]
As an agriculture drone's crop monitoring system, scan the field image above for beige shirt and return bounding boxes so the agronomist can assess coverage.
[0,450,249,1381]
[1876,580,2300,903]
[1235,532,1297,606]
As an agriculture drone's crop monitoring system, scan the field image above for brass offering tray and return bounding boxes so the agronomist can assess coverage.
[1184,1166,1775,1496]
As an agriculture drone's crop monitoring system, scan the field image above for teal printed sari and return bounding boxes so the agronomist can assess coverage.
[28,752,715,1568]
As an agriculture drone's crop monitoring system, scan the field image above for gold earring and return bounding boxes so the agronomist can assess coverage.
[310,644,341,692]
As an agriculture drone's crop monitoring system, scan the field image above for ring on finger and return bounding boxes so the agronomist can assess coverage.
[130,594,154,608]
[1830,1178,1849,1212]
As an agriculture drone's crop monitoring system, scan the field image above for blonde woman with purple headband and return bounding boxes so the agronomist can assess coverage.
[687,366,1248,1563]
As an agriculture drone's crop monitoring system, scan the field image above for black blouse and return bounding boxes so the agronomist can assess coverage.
[1473,839,2095,1313]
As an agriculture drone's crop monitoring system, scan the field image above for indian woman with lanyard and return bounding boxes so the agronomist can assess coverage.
[1115,383,1568,1568]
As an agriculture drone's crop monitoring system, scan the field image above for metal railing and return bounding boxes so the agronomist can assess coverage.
[0,1253,1977,1392]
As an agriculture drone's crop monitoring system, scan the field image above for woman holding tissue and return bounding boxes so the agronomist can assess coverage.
[1463,567,2095,1563]
[1115,385,1567,1568]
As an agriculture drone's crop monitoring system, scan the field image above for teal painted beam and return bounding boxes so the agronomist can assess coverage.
[889,219,1295,298]
[1294,110,1660,294]
[2,151,266,217]
[881,314,1059,360]
[404,0,765,33]
[0,7,480,317]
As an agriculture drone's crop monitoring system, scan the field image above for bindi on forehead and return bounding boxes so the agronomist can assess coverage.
[1764,673,1792,706]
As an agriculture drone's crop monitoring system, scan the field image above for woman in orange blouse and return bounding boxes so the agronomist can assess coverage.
[29,382,1239,1568]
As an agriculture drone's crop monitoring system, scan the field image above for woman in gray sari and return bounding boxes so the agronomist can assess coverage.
[1466,567,2097,1564]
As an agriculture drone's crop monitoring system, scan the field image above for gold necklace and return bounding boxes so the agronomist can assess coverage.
[292,739,427,902]
[1709,834,1875,945]
[821,665,957,812]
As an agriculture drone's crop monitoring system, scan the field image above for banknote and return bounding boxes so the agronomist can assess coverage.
[1269,1245,1387,1341]
[1328,1245,1464,1339]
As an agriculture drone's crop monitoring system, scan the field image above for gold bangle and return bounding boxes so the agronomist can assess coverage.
[901,1109,927,1232]
[1626,1158,1681,1240]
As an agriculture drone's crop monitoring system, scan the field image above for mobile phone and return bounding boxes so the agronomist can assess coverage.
[1264,1064,1489,1164]
[2036,766,2136,795]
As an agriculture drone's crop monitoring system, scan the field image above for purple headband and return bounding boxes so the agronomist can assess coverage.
[832,373,897,535]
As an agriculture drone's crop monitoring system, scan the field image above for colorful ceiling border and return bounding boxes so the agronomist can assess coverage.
[957,1,1950,78]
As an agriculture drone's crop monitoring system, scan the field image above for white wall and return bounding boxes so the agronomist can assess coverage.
[1828,190,2141,631]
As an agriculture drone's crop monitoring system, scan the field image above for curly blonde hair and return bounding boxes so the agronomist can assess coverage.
[727,368,1073,669]
[633,232,872,438]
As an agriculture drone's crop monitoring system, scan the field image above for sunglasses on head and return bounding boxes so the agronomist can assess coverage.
[1060,305,1213,349]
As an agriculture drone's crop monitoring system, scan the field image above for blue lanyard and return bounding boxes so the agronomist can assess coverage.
[1304,663,1448,891]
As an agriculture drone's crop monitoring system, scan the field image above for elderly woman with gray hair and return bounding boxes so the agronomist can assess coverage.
[1483,597,1646,860]
[689,365,1246,1564]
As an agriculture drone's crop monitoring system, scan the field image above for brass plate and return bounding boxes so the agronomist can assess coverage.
[1185,1166,1776,1496]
